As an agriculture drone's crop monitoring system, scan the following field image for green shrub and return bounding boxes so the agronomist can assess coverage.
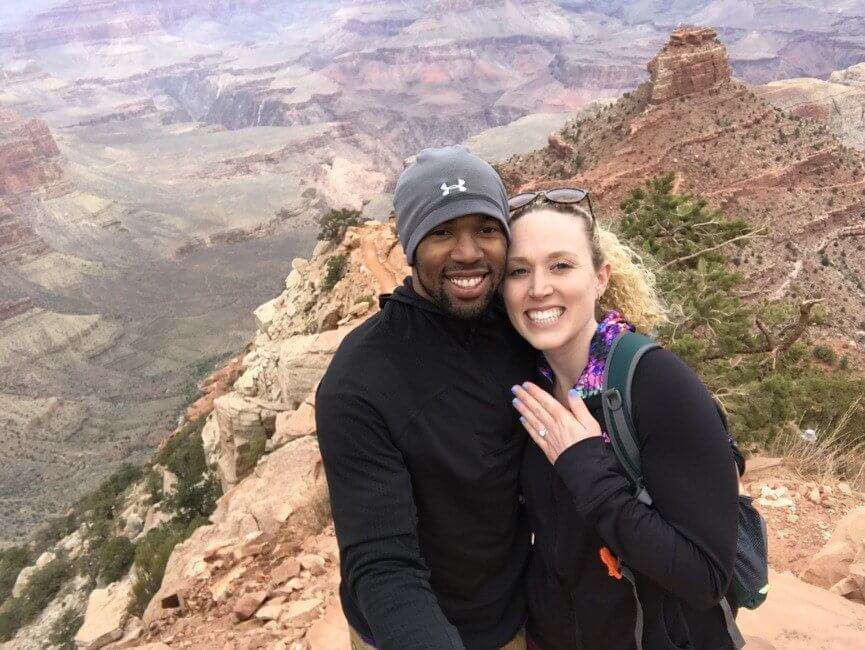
[812,344,837,365]
[155,417,221,524]
[317,209,364,243]
[96,536,136,584]
[32,513,76,556]
[76,463,143,531]
[0,547,30,604]
[322,254,346,292]
[129,520,204,617]
[48,605,84,650]
[0,556,72,640]
[166,471,221,526]
[156,418,206,481]
[616,174,865,449]
[143,466,163,505]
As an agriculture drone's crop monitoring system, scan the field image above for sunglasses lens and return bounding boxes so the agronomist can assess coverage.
[546,188,587,203]
[508,193,536,211]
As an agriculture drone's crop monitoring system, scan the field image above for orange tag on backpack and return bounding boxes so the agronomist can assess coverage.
[599,546,622,580]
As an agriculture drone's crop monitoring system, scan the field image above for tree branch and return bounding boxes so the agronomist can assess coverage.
[661,227,767,269]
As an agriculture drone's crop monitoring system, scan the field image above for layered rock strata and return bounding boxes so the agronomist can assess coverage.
[647,27,731,104]
[499,28,865,339]
[755,62,865,151]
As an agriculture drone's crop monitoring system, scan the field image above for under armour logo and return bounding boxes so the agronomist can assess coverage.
[440,179,467,196]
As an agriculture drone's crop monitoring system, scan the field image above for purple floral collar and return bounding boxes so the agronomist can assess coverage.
[538,310,635,398]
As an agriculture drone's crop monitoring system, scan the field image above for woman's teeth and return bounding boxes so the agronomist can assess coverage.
[449,276,484,289]
[527,307,564,324]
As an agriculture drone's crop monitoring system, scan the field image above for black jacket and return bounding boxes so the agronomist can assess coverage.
[316,279,537,650]
[522,348,739,650]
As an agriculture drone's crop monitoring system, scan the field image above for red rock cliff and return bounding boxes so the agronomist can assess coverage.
[647,27,731,105]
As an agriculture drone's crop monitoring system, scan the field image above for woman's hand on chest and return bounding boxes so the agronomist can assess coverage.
[510,381,603,464]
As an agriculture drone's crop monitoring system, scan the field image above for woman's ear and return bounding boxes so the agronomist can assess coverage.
[596,260,612,298]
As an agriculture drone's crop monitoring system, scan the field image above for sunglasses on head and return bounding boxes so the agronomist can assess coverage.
[507,188,594,222]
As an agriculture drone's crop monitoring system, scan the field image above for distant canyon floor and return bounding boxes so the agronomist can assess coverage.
[0,227,316,544]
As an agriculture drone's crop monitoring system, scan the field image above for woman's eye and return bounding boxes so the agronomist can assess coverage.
[480,226,501,235]
[507,268,527,277]
[431,229,450,237]
[553,262,573,271]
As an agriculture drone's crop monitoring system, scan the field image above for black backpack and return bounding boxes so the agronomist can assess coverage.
[600,331,769,650]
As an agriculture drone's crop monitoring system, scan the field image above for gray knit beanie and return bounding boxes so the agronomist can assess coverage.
[394,145,510,265]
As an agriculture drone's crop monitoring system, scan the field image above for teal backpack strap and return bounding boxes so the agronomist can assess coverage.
[601,331,659,507]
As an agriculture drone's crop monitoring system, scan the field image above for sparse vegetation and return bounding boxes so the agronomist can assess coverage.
[322,254,347,292]
[48,605,84,650]
[0,556,72,640]
[129,520,202,617]
[0,547,30,604]
[812,345,837,365]
[95,536,136,584]
[156,418,221,525]
[317,208,364,243]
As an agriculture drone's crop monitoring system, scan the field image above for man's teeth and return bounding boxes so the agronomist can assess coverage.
[528,308,564,324]
[449,276,483,289]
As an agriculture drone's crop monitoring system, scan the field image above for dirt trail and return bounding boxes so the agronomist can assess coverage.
[360,232,398,293]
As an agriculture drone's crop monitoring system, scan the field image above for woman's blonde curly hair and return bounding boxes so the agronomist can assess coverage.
[509,202,668,333]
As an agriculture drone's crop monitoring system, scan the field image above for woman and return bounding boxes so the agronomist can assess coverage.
[503,191,740,649]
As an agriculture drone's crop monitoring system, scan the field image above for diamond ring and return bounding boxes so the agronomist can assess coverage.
[538,427,547,438]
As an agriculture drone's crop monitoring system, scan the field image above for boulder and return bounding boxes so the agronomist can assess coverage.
[201,413,220,468]
[272,558,301,585]
[74,580,132,650]
[277,326,353,408]
[307,596,350,650]
[254,297,280,333]
[280,597,322,627]
[273,400,316,446]
[233,590,267,621]
[122,512,143,537]
[212,392,269,490]
[35,550,56,568]
[803,506,865,600]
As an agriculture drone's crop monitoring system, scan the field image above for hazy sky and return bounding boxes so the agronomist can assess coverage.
[0,0,63,30]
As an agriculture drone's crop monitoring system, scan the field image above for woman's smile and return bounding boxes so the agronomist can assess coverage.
[525,306,566,328]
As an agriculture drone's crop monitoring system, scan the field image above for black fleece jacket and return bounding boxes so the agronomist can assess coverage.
[522,347,740,650]
[316,279,537,650]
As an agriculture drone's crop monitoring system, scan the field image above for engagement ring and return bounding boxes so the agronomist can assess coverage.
[538,427,547,438]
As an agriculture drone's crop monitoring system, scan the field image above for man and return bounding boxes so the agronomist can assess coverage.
[316,145,536,649]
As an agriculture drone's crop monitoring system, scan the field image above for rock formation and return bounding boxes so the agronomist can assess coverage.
[0,109,63,194]
[647,27,731,105]
[755,62,865,151]
[499,27,865,340]
[199,221,408,492]
[0,109,62,265]
[75,579,134,650]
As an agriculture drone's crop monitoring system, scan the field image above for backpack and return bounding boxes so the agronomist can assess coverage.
[600,331,769,650]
